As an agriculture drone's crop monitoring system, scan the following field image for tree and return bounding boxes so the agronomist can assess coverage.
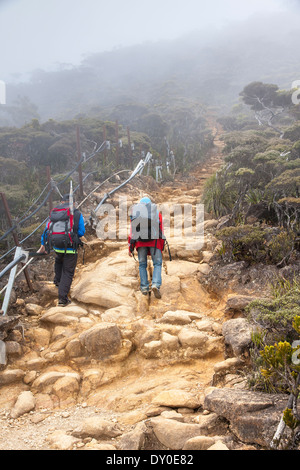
[240,82,293,138]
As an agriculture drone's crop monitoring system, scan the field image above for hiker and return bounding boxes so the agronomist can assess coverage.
[37,194,85,306]
[128,196,164,299]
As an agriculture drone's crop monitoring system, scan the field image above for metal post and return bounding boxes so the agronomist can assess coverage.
[0,340,6,365]
[76,125,84,198]
[127,126,133,169]
[115,120,119,167]
[0,251,27,281]
[46,166,53,212]
[1,247,28,316]
[0,192,33,291]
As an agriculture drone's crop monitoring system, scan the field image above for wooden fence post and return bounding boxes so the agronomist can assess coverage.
[115,120,119,167]
[76,125,84,198]
[127,126,133,169]
[103,124,107,166]
[46,166,53,212]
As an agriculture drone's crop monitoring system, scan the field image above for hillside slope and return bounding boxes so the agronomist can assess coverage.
[0,121,295,451]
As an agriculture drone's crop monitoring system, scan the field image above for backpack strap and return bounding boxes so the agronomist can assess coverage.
[71,210,82,251]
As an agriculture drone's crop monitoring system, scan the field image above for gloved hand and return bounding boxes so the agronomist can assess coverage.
[129,241,135,256]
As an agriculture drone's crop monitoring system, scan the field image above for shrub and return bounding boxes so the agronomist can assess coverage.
[247,289,300,337]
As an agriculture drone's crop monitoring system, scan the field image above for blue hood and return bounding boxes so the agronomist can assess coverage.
[140,197,151,204]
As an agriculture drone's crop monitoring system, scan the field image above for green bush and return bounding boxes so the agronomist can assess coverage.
[247,289,300,335]
[216,225,295,264]
[247,278,300,399]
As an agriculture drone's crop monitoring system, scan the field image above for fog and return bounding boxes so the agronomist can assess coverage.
[1,0,300,125]
[0,0,291,82]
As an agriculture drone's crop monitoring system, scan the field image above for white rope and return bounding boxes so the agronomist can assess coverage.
[77,169,131,209]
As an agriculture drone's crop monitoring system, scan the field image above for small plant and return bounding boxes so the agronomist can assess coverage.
[258,318,300,450]
[270,275,300,299]
[268,230,295,265]
[216,225,296,265]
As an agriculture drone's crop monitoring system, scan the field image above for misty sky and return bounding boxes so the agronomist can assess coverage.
[0,0,296,82]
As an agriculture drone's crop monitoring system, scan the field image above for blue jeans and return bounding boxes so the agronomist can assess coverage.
[138,246,162,292]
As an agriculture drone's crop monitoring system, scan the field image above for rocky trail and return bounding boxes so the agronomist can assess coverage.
[0,123,285,451]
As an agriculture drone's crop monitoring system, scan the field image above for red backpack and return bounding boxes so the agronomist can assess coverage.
[47,205,75,251]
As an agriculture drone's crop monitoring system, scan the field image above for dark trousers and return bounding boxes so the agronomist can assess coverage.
[54,252,78,302]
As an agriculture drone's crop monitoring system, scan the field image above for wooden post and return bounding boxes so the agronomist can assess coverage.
[76,125,84,198]
[127,126,133,169]
[0,192,33,291]
[115,120,119,167]
[103,124,107,166]
[46,166,53,212]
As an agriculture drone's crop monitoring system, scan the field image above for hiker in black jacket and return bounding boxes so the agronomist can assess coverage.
[37,194,85,306]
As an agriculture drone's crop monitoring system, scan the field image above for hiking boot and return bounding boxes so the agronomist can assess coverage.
[152,286,161,299]
[58,298,71,307]
[141,289,149,296]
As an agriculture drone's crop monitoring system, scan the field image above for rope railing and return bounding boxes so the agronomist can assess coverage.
[0,151,153,316]
[0,137,111,258]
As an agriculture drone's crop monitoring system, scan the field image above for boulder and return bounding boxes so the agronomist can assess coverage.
[204,388,274,419]
[71,254,136,309]
[71,417,122,439]
[161,332,179,351]
[143,341,162,358]
[222,318,253,358]
[79,323,122,359]
[0,315,21,340]
[225,294,256,313]
[52,375,80,404]
[150,417,204,450]
[32,371,81,393]
[166,260,200,278]
[158,311,193,325]
[213,357,244,374]
[10,391,35,418]
[101,305,136,323]
[218,262,247,280]
[208,441,229,450]
[152,390,201,409]
[46,430,80,450]
[178,328,208,349]
[0,369,25,386]
[183,436,216,450]
[197,264,211,275]
[40,305,88,325]
[204,388,287,447]
[118,422,147,450]
[5,341,22,356]
[25,304,44,316]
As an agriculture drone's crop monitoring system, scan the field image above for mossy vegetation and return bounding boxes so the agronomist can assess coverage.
[247,290,300,333]
[204,82,300,277]
[247,276,300,404]
[216,225,296,265]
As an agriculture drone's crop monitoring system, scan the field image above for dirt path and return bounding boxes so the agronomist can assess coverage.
[0,121,229,451]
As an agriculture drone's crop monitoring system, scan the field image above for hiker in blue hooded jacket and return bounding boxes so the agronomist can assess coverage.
[128,196,164,299]
[37,194,85,306]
